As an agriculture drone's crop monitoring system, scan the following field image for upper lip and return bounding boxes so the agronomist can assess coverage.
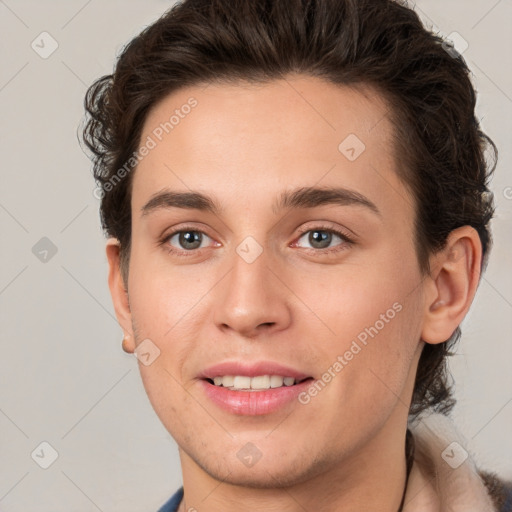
[198,361,312,381]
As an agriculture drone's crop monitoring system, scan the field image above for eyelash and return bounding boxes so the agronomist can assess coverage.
[159,224,355,257]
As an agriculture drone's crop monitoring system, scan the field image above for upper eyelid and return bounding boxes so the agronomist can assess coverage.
[164,219,354,236]
[296,222,355,238]
[164,223,350,239]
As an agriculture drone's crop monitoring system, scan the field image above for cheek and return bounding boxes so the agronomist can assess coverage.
[291,247,424,401]
[137,360,207,448]
[128,244,207,341]
[125,252,204,410]
[291,246,421,346]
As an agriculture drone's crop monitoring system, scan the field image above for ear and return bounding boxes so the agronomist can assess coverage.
[106,237,135,353]
[421,226,483,344]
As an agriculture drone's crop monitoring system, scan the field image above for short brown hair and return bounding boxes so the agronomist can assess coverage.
[82,0,497,417]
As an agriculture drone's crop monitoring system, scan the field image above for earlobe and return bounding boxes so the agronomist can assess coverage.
[105,238,135,353]
[421,226,482,345]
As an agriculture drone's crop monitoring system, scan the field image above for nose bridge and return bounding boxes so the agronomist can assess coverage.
[213,237,291,337]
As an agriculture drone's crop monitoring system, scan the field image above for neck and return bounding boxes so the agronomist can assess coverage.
[179,411,410,512]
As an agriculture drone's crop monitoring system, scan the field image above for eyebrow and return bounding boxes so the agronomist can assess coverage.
[140,186,381,217]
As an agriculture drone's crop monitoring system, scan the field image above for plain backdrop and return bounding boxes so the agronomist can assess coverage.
[0,1,511,510]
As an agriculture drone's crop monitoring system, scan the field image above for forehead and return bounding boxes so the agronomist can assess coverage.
[131,75,412,220]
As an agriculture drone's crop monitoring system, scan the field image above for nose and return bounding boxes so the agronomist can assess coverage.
[213,245,292,339]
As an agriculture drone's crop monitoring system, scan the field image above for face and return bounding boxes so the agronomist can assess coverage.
[117,76,428,487]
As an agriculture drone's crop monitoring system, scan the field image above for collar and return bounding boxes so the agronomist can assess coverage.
[402,412,496,511]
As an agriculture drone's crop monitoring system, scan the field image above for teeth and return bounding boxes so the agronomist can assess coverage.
[222,375,234,387]
[251,375,270,389]
[283,377,295,386]
[233,376,251,389]
[270,375,284,388]
[211,375,297,390]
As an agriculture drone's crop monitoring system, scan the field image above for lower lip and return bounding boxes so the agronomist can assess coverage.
[199,379,313,416]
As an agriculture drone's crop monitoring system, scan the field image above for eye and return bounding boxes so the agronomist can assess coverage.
[161,228,216,255]
[159,224,354,257]
[294,226,353,253]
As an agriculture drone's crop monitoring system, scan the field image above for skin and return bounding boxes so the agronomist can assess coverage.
[106,75,482,511]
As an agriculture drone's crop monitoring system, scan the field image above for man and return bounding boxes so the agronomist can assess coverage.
[82,0,511,510]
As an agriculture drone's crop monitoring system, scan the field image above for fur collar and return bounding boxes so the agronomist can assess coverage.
[404,413,511,511]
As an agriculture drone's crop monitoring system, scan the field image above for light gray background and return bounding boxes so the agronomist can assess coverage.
[0,1,511,510]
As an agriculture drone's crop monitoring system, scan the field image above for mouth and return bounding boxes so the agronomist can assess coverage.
[198,361,314,415]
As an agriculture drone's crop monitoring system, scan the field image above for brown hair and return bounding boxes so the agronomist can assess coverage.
[81,0,497,417]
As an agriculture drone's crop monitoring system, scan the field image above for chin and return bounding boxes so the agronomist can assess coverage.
[189,447,330,489]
